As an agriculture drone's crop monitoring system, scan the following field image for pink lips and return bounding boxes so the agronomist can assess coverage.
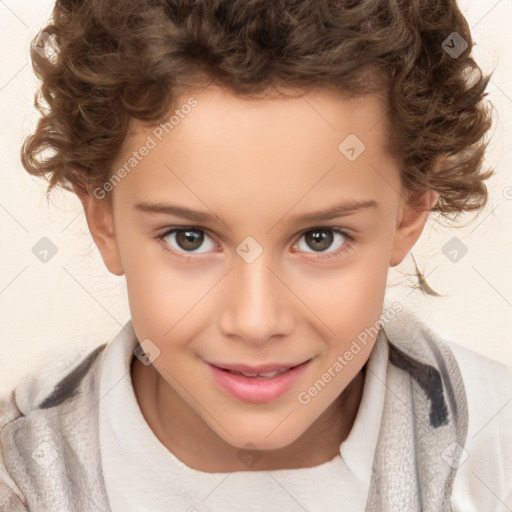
[207,361,307,373]
[206,359,311,403]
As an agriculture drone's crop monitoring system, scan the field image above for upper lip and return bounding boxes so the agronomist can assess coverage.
[207,360,310,373]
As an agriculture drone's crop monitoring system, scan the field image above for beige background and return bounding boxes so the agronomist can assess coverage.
[1,0,511,391]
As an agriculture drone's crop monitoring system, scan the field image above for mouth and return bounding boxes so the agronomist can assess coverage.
[206,359,312,402]
[209,359,309,379]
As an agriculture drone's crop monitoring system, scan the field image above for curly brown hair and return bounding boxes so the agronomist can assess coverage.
[21,0,496,292]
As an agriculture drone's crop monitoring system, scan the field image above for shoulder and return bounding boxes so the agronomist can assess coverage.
[0,343,108,509]
[444,339,512,441]
[445,340,512,399]
[0,389,26,509]
[1,342,107,420]
[444,340,512,512]
[381,299,512,510]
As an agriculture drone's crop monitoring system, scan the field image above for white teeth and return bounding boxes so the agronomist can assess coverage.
[230,368,290,379]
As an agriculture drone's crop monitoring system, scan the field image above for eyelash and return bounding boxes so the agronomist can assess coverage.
[154,226,355,262]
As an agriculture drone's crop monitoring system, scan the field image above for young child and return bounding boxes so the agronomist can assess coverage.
[1,0,511,510]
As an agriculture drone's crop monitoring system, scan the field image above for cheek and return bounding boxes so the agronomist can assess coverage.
[126,270,210,341]
[118,230,204,316]
[303,251,390,339]
[122,255,221,362]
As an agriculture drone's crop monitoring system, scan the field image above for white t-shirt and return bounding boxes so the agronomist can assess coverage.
[98,322,389,512]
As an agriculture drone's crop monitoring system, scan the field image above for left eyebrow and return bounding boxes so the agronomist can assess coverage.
[134,198,378,230]
[283,199,379,225]
[134,201,226,225]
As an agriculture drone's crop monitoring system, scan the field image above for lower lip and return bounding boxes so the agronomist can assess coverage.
[206,360,311,403]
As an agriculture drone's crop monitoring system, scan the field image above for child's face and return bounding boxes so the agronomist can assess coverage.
[82,85,435,454]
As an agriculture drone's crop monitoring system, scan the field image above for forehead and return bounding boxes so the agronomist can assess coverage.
[112,85,400,209]
[166,84,389,147]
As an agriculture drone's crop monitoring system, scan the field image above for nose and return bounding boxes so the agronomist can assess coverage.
[218,252,295,345]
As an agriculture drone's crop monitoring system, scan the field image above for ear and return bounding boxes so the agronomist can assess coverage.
[389,188,439,268]
[71,178,124,276]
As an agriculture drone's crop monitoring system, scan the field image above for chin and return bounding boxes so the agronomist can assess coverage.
[218,423,304,451]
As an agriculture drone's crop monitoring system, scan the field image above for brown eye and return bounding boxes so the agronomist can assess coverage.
[159,228,216,254]
[175,229,204,251]
[296,228,350,254]
[304,229,334,252]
